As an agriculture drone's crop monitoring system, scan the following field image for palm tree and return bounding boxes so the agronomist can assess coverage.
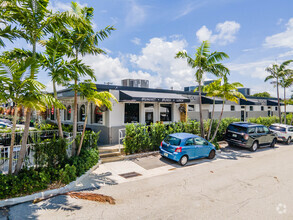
[210,75,246,142]
[40,33,72,138]
[0,57,45,174]
[265,60,293,122]
[279,70,293,124]
[65,2,115,155]
[76,81,117,156]
[175,41,229,138]
[202,78,222,140]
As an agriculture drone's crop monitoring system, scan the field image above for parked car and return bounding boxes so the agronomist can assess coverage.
[0,119,12,125]
[159,133,216,166]
[225,122,277,152]
[0,122,12,129]
[269,123,293,145]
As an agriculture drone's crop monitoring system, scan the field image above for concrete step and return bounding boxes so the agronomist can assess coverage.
[99,148,120,154]
[101,155,125,163]
[100,152,122,158]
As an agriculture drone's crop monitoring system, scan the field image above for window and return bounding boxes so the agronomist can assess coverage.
[269,125,286,132]
[94,106,103,124]
[164,135,181,146]
[288,127,293,132]
[145,103,154,108]
[194,137,207,145]
[185,138,194,146]
[79,105,85,122]
[250,106,253,111]
[231,105,235,111]
[268,106,271,109]
[248,127,256,134]
[261,106,264,111]
[263,126,269,133]
[125,103,139,123]
[50,107,54,120]
[160,104,172,122]
[188,105,195,112]
[275,107,278,111]
[257,126,265,134]
[67,105,71,121]
[241,106,245,109]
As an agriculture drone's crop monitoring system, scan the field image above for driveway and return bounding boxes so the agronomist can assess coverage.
[3,143,293,219]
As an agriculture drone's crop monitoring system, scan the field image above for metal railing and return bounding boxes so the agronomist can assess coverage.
[0,130,75,174]
[118,128,126,152]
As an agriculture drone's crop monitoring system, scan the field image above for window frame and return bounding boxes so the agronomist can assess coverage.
[160,103,172,122]
[124,103,140,124]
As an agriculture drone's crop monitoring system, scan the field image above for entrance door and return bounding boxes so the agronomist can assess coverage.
[241,110,245,121]
[145,112,154,125]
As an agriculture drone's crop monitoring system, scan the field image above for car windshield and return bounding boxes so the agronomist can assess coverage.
[227,124,248,133]
[164,136,181,146]
[269,125,286,132]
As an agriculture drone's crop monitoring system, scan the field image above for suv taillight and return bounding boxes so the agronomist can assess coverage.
[243,134,249,140]
[175,147,182,153]
[160,141,163,147]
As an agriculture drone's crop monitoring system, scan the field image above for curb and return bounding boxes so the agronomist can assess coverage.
[124,151,160,160]
[0,161,101,208]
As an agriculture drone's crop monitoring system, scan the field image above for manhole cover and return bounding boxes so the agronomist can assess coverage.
[119,172,142,179]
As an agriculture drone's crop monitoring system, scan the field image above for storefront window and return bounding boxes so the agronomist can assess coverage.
[160,104,172,122]
[80,105,85,122]
[125,103,139,123]
[94,106,103,124]
[67,105,71,121]
[50,107,55,120]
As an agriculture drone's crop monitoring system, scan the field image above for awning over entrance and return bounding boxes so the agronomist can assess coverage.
[201,96,223,104]
[267,99,284,106]
[239,98,261,105]
[119,90,190,103]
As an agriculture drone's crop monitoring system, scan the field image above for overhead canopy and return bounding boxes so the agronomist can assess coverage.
[240,98,261,105]
[267,99,284,106]
[119,90,190,103]
[201,96,223,104]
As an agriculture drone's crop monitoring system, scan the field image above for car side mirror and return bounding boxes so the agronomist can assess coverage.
[204,142,209,145]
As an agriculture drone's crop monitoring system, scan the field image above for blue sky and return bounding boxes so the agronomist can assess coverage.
[3,0,293,97]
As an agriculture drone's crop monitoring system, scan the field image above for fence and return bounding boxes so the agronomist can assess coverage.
[118,128,126,152]
[0,130,76,174]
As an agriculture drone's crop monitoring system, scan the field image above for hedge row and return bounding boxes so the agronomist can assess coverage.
[124,115,285,154]
[0,131,100,200]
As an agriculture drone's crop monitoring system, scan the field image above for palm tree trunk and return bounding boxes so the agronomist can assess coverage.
[284,87,287,124]
[53,81,63,138]
[198,84,205,138]
[14,108,31,174]
[211,99,225,142]
[276,80,281,123]
[8,103,18,174]
[207,97,215,140]
[77,101,89,156]
[72,81,78,156]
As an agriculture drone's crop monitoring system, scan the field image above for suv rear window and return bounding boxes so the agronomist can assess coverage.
[227,124,248,133]
[269,125,286,132]
[164,136,181,146]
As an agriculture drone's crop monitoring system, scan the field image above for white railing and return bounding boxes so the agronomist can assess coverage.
[0,130,75,174]
[118,128,126,153]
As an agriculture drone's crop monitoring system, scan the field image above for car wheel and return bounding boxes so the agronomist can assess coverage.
[286,137,291,145]
[179,155,188,166]
[208,150,216,159]
[250,141,258,152]
[270,138,277,148]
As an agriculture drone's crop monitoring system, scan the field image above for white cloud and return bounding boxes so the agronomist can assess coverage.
[131,37,141,45]
[264,18,293,49]
[196,21,240,45]
[81,54,160,88]
[130,37,195,90]
[125,1,146,27]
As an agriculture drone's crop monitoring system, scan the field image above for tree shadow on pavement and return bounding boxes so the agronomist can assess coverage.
[8,195,82,219]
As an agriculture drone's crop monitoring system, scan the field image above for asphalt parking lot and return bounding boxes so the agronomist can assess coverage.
[2,143,293,219]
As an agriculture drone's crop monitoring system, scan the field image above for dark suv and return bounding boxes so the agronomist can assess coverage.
[225,122,277,151]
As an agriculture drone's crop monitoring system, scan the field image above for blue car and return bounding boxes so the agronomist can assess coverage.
[159,133,216,166]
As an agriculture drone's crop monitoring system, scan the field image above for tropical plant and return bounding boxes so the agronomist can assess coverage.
[64,2,115,155]
[175,40,229,138]
[251,92,271,98]
[40,32,72,138]
[265,60,293,122]
[76,81,117,156]
[279,70,293,124]
[202,78,222,140]
[210,75,246,142]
